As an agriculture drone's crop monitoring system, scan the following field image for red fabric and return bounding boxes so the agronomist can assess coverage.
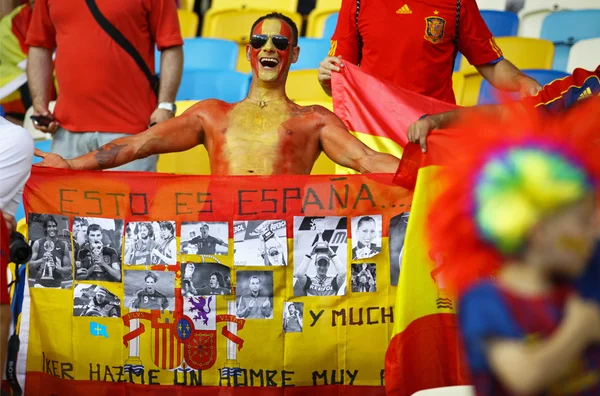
[0,210,9,305]
[331,63,459,145]
[426,98,600,296]
[26,0,183,134]
[330,0,502,104]
[10,4,32,55]
[385,314,471,396]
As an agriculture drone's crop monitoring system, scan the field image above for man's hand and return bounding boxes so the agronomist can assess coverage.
[248,299,256,308]
[564,294,600,343]
[34,148,73,169]
[262,299,270,308]
[2,212,16,234]
[149,108,173,127]
[318,55,344,94]
[32,107,59,134]
[518,75,543,98]
[408,117,440,153]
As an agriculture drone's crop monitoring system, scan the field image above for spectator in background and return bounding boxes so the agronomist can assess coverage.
[26,0,184,171]
[318,0,541,104]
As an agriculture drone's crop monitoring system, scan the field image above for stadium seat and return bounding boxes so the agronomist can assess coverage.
[202,8,303,45]
[179,0,195,12]
[0,105,4,117]
[411,385,475,396]
[322,12,339,40]
[478,68,570,105]
[452,72,466,105]
[156,38,239,73]
[176,70,251,102]
[291,38,331,70]
[540,10,600,71]
[178,9,199,39]
[481,10,519,37]
[306,0,341,38]
[518,0,600,38]
[475,0,507,11]
[286,70,332,102]
[157,101,211,175]
[566,37,600,73]
[209,0,298,13]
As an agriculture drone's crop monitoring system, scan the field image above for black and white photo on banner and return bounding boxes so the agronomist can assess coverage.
[73,217,123,283]
[233,220,287,266]
[124,270,175,311]
[181,261,231,297]
[283,302,304,333]
[292,216,347,297]
[73,284,120,318]
[236,271,274,319]
[124,221,177,265]
[180,221,228,256]
[351,215,382,260]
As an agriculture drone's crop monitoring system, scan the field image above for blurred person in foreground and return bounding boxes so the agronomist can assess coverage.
[427,98,600,394]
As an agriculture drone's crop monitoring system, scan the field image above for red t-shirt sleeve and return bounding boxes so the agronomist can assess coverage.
[458,0,503,66]
[25,0,56,49]
[0,213,10,305]
[148,0,183,50]
[329,0,359,65]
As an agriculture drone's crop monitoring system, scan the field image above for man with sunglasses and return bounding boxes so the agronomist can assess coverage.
[34,12,401,177]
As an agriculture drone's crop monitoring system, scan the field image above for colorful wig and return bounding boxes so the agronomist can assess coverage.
[427,98,600,296]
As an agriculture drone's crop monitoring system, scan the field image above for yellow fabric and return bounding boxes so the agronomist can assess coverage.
[286,69,332,102]
[202,8,303,44]
[334,131,404,175]
[178,9,199,38]
[209,0,299,12]
[452,71,466,106]
[392,166,454,335]
[179,0,195,12]
[0,4,28,104]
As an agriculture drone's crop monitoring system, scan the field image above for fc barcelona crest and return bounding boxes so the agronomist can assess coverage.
[424,16,446,43]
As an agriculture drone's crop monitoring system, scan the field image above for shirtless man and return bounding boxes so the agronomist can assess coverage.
[34,12,399,175]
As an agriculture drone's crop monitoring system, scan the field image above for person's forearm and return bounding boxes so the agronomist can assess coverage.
[356,153,400,174]
[158,46,183,103]
[320,81,333,97]
[27,47,55,110]
[476,59,527,92]
[490,322,590,394]
[294,256,311,278]
[332,255,346,277]
[68,136,143,170]
[103,265,121,281]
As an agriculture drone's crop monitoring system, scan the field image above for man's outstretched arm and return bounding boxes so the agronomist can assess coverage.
[35,105,206,170]
[318,108,400,173]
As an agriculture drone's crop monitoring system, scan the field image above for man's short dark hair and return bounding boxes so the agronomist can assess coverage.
[250,12,299,46]
[210,271,225,287]
[87,224,102,235]
[145,271,158,283]
[43,215,58,234]
[159,221,175,236]
[139,222,154,239]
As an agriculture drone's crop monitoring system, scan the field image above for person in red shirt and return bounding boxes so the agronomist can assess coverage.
[318,0,541,104]
[26,0,184,171]
[408,65,600,152]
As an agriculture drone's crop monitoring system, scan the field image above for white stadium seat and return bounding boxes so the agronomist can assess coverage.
[518,0,600,38]
[566,37,600,73]
[476,0,507,11]
[412,386,476,396]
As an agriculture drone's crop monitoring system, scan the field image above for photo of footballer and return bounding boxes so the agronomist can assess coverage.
[74,218,123,282]
[181,262,231,297]
[73,284,120,318]
[236,271,274,319]
[351,263,376,293]
[180,222,228,256]
[124,221,177,265]
[124,271,175,311]
[389,212,410,286]
[283,302,303,333]
[233,220,287,266]
[351,215,382,260]
[293,216,347,297]
[28,214,72,289]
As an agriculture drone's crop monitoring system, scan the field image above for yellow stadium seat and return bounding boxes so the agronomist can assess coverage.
[458,37,554,75]
[202,8,303,44]
[209,0,299,13]
[286,70,332,102]
[16,218,27,239]
[157,101,211,175]
[178,9,199,39]
[306,0,341,38]
[460,75,484,107]
[452,71,466,106]
[179,0,195,12]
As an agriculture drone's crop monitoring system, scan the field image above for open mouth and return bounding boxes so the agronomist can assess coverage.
[259,57,279,69]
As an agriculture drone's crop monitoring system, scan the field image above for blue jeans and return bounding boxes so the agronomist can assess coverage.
[51,127,157,172]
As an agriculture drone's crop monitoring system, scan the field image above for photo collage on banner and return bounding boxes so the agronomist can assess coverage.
[283,302,304,333]
[73,284,121,318]
[349,215,382,294]
[124,221,177,266]
[124,270,176,311]
[292,216,348,297]
[389,212,410,286]
[180,221,229,256]
[233,220,287,266]
[235,270,274,319]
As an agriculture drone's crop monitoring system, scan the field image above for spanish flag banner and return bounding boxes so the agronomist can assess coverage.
[19,167,414,395]
[330,63,458,174]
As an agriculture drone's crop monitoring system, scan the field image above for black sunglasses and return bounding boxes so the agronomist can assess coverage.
[250,34,291,51]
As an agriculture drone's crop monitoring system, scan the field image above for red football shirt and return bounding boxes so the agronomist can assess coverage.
[26,0,183,134]
[0,212,10,305]
[523,66,600,113]
[329,0,503,104]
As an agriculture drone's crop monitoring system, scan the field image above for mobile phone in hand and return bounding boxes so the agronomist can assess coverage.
[30,115,53,127]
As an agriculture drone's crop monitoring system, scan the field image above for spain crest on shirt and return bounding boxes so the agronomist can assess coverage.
[424,16,446,44]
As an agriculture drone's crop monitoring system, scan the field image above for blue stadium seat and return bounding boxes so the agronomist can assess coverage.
[478,69,570,105]
[14,139,52,222]
[322,12,338,40]
[291,38,331,70]
[0,105,4,117]
[540,10,600,71]
[156,38,239,72]
[176,70,251,102]
[453,11,518,72]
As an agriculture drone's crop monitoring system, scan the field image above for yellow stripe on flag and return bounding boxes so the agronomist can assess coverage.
[335,131,404,174]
